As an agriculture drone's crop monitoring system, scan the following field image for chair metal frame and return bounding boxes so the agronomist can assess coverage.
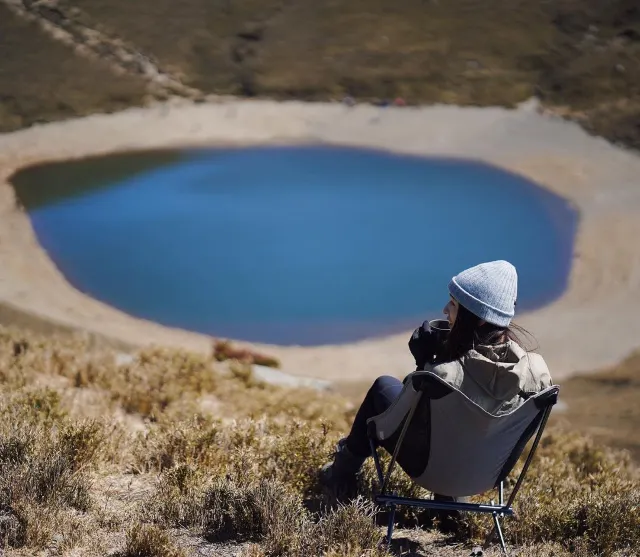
[367,383,558,556]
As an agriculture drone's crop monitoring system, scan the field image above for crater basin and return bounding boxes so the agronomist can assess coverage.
[10,145,578,346]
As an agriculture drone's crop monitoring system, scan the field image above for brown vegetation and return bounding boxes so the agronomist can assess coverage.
[556,350,640,462]
[0,325,638,555]
[212,340,281,369]
[0,3,147,133]
[1,0,639,149]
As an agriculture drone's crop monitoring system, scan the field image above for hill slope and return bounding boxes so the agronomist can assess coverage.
[0,2,147,132]
[1,0,639,148]
[0,326,637,556]
[558,350,640,462]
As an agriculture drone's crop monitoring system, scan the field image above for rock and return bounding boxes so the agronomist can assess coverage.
[554,399,568,413]
[518,97,541,112]
[115,352,135,367]
[251,365,332,391]
[48,533,64,555]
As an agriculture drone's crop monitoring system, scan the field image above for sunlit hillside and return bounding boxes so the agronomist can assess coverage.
[0,326,637,556]
[1,0,639,148]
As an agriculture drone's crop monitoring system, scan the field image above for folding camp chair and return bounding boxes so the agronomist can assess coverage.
[366,371,559,556]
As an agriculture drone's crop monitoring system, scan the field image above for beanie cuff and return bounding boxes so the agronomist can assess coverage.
[448,278,514,328]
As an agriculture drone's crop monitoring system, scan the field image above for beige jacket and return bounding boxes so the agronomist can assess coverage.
[424,340,553,415]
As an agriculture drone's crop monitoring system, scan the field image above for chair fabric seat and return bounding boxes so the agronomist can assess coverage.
[369,372,558,497]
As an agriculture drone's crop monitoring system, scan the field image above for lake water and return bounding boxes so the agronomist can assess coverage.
[11,146,578,345]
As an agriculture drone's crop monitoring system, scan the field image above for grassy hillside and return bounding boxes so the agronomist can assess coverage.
[0,326,637,556]
[1,0,639,148]
[0,3,146,133]
[558,351,640,462]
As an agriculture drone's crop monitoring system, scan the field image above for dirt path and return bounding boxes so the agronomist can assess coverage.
[1,0,202,99]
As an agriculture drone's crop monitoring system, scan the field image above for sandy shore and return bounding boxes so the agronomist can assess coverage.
[1,98,640,382]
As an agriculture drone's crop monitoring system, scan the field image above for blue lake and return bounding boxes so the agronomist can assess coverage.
[10,146,578,345]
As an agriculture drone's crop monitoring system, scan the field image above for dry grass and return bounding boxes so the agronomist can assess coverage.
[0,3,147,133]
[2,0,638,148]
[460,431,640,554]
[555,350,640,462]
[117,523,187,557]
[0,418,100,551]
[149,472,384,556]
[0,325,638,556]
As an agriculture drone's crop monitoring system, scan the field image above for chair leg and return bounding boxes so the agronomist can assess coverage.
[492,512,508,556]
[385,504,397,545]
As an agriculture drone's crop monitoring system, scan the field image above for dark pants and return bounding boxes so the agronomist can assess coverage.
[345,375,404,458]
[347,375,469,508]
[344,374,469,507]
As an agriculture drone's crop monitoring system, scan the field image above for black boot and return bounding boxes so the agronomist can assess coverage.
[432,493,470,534]
[318,438,366,503]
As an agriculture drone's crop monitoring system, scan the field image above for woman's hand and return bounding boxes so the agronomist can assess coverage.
[408,320,442,370]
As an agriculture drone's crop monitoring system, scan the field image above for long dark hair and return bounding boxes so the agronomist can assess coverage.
[443,303,536,362]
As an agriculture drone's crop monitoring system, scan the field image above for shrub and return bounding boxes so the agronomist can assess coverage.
[14,388,68,424]
[311,498,383,555]
[201,479,307,546]
[0,426,95,550]
[119,523,186,557]
[212,340,280,369]
[461,431,640,554]
[148,465,207,527]
[0,431,93,513]
[151,473,385,557]
[134,417,340,494]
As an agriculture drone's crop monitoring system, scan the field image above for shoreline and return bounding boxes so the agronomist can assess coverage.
[1,99,640,382]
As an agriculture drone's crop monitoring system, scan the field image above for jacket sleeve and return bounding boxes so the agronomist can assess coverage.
[526,352,553,390]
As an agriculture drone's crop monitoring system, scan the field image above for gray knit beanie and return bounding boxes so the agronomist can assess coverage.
[448,260,518,328]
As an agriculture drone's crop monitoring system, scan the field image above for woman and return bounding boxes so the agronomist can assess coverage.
[319,260,552,498]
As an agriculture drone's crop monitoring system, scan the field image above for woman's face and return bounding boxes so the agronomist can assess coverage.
[444,296,459,327]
